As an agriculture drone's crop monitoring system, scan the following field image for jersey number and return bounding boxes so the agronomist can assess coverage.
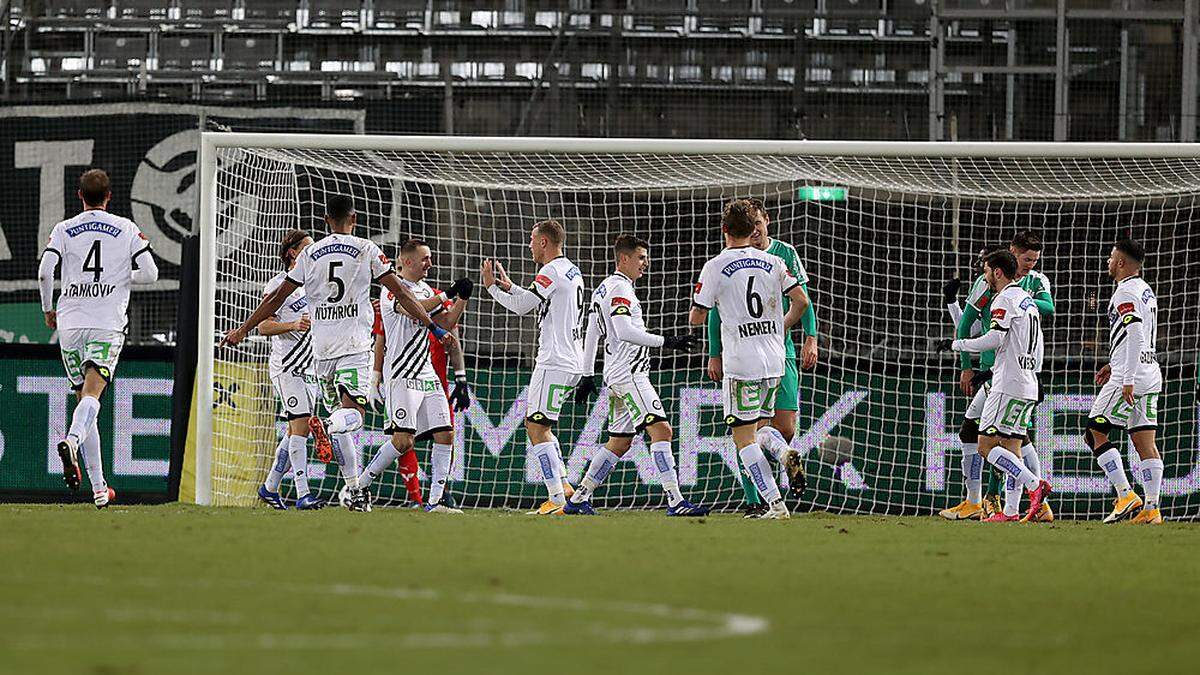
[1027,314,1040,355]
[82,241,103,282]
[575,285,587,338]
[745,276,764,318]
[327,260,346,303]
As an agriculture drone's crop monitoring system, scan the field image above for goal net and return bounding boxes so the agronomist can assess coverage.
[196,136,1200,520]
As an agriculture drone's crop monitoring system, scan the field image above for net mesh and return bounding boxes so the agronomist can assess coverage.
[207,143,1200,519]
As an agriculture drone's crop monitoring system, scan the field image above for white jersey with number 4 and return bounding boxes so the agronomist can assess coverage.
[286,233,392,361]
[531,256,586,373]
[379,279,442,382]
[43,209,151,332]
[986,283,1044,400]
[693,246,799,380]
[1107,275,1161,393]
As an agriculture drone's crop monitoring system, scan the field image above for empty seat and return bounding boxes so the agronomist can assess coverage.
[115,0,171,19]
[159,34,212,70]
[44,1,111,18]
[824,0,880,36]
[307,0,363,27]
[182,0,233,19]
[94,34,148,69]
[695,0,752,34]
[373,0,427,29]
[241,0,296,22]
[759,0,815,34]
[433,1,498,30]
[886,0,930,36]
[627,0,687,34]
[222,34,277,70]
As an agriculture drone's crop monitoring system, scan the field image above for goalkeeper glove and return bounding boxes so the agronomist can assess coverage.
[970,369,993,387]
[446,277,474,300]
[450,373,471,412]
[369,370,384,410]
[942,277,962,304]
[662,333,700,352]
[934,338,955,352]
[574,374,598,403]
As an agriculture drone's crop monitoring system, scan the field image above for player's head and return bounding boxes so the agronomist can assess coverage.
[529,219,565,264]
[1008,230,1043,278]
[982,249,1018,290]
[399,238,432,280]
[721,199,756,243]
[78,169,111,209]
[746,198,772,250]
[279,229,313,270]
[1108,238,1146,279]
[613,234,650,281]
[324,194,357,233]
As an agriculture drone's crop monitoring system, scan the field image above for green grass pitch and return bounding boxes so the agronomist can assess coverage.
[2,504,1197,675]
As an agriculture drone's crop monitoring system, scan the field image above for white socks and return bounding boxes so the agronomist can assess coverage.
[650,441,684,507]
[287,434,310,498]
[573,448,619,504]
[986,447,1039,492]
[68,395,100,445]
[551,439,569,490]
[1002,445,1042,517]
[1096,446,1132,496]
[326,408,363,434]
[428,443,453,505]
[755,426,789,462]
[738,443,782,503]
[265,435,290,492]
[1021,444,1041,478]
[532,441,565,506]
[79,421,106,493]
[332,432,361,490]
[1140,457,1164,508]
[360,440,400,490]
[962,442,982,504]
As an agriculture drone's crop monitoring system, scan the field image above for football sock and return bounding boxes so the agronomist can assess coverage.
[428,443,453,505]
[1141,457,1164,509]
[398,448,423,504]
[755,426,789,462]
[287,434,310,498]
[264,435,290,492]
[650,441,684,507]
[551,438,569,489]
[987,447,1039,492]
[332,432,362,490]
[573,448,619,503]
[326,408,363,434]
[532,441,565,506]
[79,421,106,493]
[1020,443,1042,478]
[740,472,761,505]
[1003,474,1022,517]
[68,395,100,445]
[1096,446,1132,496]
[738,443,782,503]
[360,440,400,490]
[962,442,982,504]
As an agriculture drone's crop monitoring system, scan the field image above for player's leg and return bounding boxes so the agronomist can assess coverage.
[525,368,572,514]
[1088,381,1142,522]
[418,384,458,512]
[1129,392,1163,524]
[320,354,372,510]
[396,447,424,506]
[286,416,322,509]
[757,360,806,500]
[1018,427,1053,522]
[260,374,311,509]
[727,378,788,519]
[977,395,1048,522]
[566,391,632,514]
[939,417,984,520]
[64,332,122,507]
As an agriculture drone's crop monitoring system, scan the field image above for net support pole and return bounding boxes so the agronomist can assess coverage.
[194,133,218,505]
[1182,0,1198,142]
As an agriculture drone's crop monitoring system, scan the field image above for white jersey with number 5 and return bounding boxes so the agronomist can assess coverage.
[986,283,1044,400]
[1107,275,1161,393]
[42,209,151,332]
[693,246,799,380]
[531,256,586,373]
[286,233,392,361]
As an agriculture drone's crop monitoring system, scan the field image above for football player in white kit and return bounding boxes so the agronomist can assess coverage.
[568,234,708,516]
[357,238,471,512]
[481,219,585,515]
[255,229,323,511]
[941,250,1052,522]
[38,169,159,508]
[688,200,810,520]
[1087,239,1165,524]
[223,195,454,512]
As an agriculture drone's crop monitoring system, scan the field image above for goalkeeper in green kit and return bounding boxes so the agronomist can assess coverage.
[939,230,1056,521]
[706,199,818,517]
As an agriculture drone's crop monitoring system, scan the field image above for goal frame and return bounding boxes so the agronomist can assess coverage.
[193,132,1200,505]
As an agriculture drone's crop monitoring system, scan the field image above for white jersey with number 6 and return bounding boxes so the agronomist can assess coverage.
[285,233,392,361]
[43,209,151,332]
[693,246,799,380]
[986,283,1044,400]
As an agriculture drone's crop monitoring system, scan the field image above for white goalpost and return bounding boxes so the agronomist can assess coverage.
[194,133,1200,519]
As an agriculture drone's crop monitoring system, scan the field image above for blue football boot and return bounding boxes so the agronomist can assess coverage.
[257,485,287,510]
[666,499,710,517]
[562,500,597,515]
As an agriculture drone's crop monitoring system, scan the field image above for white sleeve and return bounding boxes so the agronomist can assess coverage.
[487,281,543,316]
[130,250,159,285]
[581,306,601,376]
[777,259,800,295]
[1122,320,1143,385]
[609,287,664,348]
[286,248,309,287]
[38,250,58,312]
[953,329,1004,354]
[947,301,963,329]
[366,241,393,281]
[693,260,719,309]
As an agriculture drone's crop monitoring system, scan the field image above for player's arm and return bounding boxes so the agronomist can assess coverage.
[447,326,472,411]
[129,225,158,285]
[223,278,299,346]
[956,301,981,367]
[689,263,718,326]
[257,313,308,336]
[1114,295,1143,402]
[482,260,544,316]
[950,303,1008,353]
[1032,277,1056,317]
[783,281,809,330]
[574,306,602,403]
[380,272,452,344]
[37,249,59,328]
[435,297,468,331]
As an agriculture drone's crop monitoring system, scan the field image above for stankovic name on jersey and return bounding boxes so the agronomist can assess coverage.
[738,320,777,338]
[315,303,359,321]
[62,282,116,299]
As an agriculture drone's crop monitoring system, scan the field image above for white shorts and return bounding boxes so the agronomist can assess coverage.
[271,371,319,420]
[526,367,581,426]
[314,351,372,411]
[722,377,780,428]
[606,375,667,437]
[59,328,125,388]
[1088,381,1160,432]
[965,382,990,420]
[979,390,1036,439]
[385,376,452,436]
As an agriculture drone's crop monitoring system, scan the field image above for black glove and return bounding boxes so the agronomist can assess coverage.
[446,277,474,300]
[450,375,471,412]
[934,338,954,352]
[574,374,598,403]
[662,333,700,352]
[970,369,993,387]
[942,277,962,304]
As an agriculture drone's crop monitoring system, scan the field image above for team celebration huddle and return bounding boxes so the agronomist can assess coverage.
[43,170,1166,523]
